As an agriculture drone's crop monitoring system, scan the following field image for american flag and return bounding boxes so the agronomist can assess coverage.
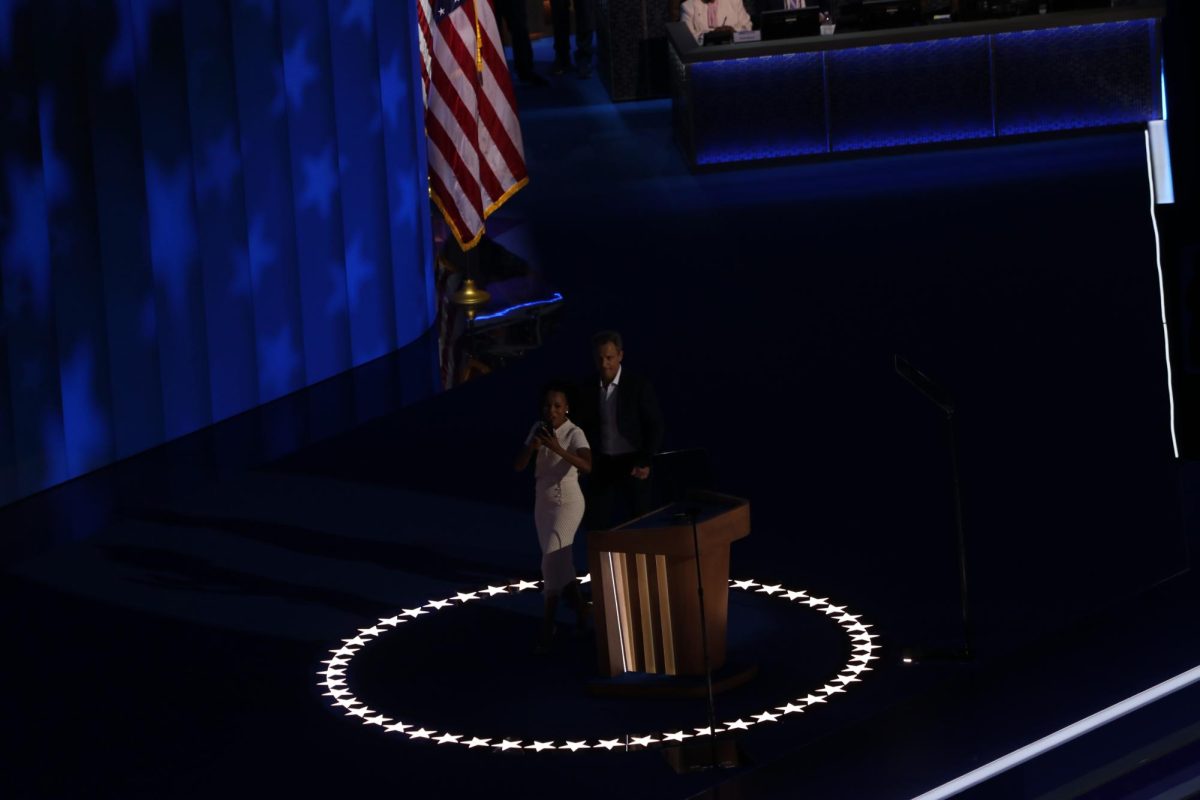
[417,0,528,250]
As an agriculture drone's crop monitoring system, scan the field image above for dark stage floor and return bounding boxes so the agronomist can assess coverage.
[4,37,1198,799]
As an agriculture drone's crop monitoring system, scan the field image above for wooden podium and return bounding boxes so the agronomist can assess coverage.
[587,492,750,678]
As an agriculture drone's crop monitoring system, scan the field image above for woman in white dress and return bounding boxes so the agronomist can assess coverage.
[514,384,592,652]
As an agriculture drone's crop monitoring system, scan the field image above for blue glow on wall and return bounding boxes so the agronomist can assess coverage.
[0,0,435,507]
[690,51,827,165]
[826,36,993,152]
[688,19,1161,167]
[992,20,1159,136]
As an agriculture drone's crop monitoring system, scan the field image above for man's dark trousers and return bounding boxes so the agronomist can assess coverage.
[495,0,536,80]
[549,0,593,68]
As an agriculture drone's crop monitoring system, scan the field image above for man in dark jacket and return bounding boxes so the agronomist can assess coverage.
[573,330,664,532]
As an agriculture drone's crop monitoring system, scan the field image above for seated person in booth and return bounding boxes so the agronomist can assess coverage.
[681,0,753,43]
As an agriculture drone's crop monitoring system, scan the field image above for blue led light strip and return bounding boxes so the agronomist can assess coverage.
[688,19,1160,165]
[473,293,564,323]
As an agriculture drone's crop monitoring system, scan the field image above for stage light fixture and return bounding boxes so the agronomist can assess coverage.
[316,576,879,753]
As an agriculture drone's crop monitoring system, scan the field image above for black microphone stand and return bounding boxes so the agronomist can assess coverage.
[894,355,973,663]
[686,505,721,769]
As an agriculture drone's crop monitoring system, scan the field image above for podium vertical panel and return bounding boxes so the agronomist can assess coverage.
[588,494,749,678]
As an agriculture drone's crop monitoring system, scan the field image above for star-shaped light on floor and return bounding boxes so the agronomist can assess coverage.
[579,574,592,584]
[319,577,876,754]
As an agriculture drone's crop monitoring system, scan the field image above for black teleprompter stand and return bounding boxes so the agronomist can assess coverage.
[663,506,746,773]
[894,355,973,664]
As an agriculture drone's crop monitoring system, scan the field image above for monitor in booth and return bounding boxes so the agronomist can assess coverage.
[861,0,920,28]
[760,6,822,39]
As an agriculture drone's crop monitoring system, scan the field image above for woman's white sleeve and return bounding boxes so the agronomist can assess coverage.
[571,427,591,454]
[733,0,753,32]
[681,1,706,43]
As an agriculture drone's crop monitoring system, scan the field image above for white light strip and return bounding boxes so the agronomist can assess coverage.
[1147,121,1175,206]
[607,551,629,674]
[1144,129,1180,459]
[317,577,876,753]
[911,663,1200,800]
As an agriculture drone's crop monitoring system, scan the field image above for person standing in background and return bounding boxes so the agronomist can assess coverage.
[550,0,594,78]
[680,0,753,44]
[494,0,548,85]
[574,331,664,534]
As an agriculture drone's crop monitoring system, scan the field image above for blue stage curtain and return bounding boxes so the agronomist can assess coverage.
[0,0,436,506]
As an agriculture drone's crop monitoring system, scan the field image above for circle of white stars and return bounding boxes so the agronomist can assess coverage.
[317,576,879,753]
